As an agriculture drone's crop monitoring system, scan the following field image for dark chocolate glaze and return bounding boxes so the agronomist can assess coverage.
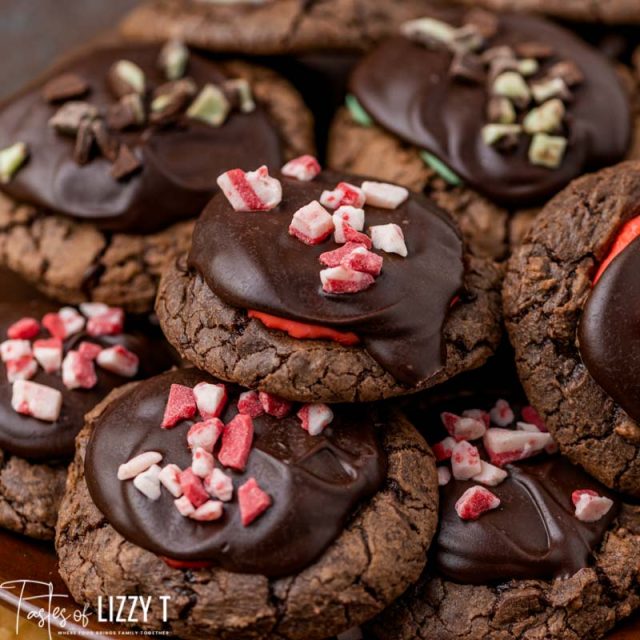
[0,45,283,233]
[436,458,618,584]
[407,386,617,585]
[0,299,176,461]
[350,12,630,206]
[579,235,640,424]
[85,368,387,577]
[188,171,464,386]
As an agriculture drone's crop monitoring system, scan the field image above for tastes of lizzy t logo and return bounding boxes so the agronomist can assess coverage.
[0,580,171,638]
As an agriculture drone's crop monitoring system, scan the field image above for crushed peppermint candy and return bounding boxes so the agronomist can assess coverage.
[193,382,227,419]
[333,206,365,243]
[218,413,254,471]
[370,224,408,257]
[572,489,614,523]
[217,166,282,212]
[161,384,197,428]
[7,317,40,340]
[289,201,334,245]
[11,380,63,422]
[361,181,409,209]
[455,486,501,520]
[297,403,334,436]
[320,266,375,295]
[238,477,272,526]
[281,155,321,182]
[320,182,365,210]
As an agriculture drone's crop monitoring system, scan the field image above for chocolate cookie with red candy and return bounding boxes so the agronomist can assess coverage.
[0,40,313,312]
[504,160,640,497]
[368,371,640,640]
[0,275,176,539]
[329,7,631,213]
[156,164,502,403]
[55,367,438,640]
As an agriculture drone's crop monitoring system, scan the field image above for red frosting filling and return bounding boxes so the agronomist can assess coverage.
[595,216,640,283]
[161,556,214,570]
[247,310,360,347]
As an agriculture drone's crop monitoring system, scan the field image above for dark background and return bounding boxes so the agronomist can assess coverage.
[0,0,138,98]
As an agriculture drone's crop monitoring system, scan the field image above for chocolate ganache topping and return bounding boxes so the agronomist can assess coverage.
[85,368,387,577]
[350,10,630,206]
[0,299,175,461]
[188,171,464,386]
[579,235,640,424]
[409,388,618,584]
[0,44,282,233]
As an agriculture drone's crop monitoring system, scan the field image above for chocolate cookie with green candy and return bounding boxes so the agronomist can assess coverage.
[330,7,630,210]
[156,166,502,403]
[504,160,640,497]
[368,374,640,640]
[0,41,313,312]
[0,279,176,539]
[56,368,438,640]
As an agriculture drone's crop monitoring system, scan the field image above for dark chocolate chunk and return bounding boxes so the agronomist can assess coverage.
[42,73,89,103]
[106,94,145,131]
[73,117,96,165]
[110,144,141,181]
[91,119,119,162]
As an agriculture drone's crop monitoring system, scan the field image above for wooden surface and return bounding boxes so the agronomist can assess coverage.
[0,527,636,639]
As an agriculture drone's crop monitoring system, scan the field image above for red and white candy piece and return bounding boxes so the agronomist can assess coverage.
[158,463,183,497]
[320,266,375,294]
[437,466,451,486]
[179,467,210,508]
[281,155,321,182]
[79,302,110,318]
[192,447,215,478]
[78,341,102,361]
[87,307,125,337]
[1,339,31,362]
[133,464,162,501]
[6,356,38,383]
[193,382,227,419]
[32,338,63,373]
[370,224,408,257]
[341,246,383,277]
[489,399,515,427]
[319,242,365,268]
[451,440,482,480]
[521,405,547,431]
[238,477,272,526]
[472,460,508,487]
[516,421,558,454]
[297,403,334,436]
[62,351,97,390]
[237,390,264,418]
[187,418,224,453]
[96,345,139,378]
[7,317,39,340]
[361,181,409,209]
[441,411,486,441]
[161,384,197,429]
[174,495,195,517]
[204,468,234,502]
[218,413,254,471]
[117,451,163,480]
[320,182,365,210]
[462,408,491,428]
[259,391,293,418]
[343,223,372,248]
[483,428,554,467]
[432,436,456,462]
[572,489,614,523]
[12,380,63,422]
[455,486,500,521]
[190,500,224,522]
[289,201,334,245]
[217,165,282,212]
[333,206,365,243]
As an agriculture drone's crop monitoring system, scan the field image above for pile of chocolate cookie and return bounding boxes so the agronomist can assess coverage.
[0,2,639,639]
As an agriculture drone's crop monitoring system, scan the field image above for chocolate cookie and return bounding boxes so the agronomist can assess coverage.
[119,0,441,55]
[0,42,314,311]
[0,282,176,539]
[504,160,640,496]
[448,0,640,25]
[156,168,502,403]
[56,368,438,640]
[339,8,630,209]
[369,374,640,640]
